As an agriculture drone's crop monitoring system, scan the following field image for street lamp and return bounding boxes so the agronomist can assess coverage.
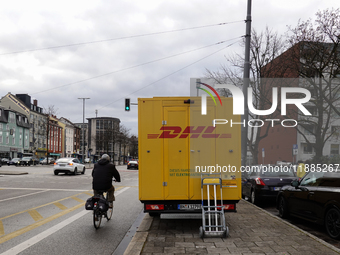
[78,98,90,163]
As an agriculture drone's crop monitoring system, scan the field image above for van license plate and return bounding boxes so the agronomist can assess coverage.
[178,204,201,210]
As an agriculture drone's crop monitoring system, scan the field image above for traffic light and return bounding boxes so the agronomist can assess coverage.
[125,98,130,111]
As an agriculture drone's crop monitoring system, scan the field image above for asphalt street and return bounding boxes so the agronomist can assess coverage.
[0,164,142,255]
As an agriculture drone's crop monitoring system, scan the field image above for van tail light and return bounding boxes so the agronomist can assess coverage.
[145,204,164,211]
[255,178,266,186]
[54,163,57,165]
[217,204,235,211]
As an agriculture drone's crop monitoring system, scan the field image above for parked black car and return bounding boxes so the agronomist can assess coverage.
[7,158,21,166]
[18,157,39,166]
[242,165,298,205]
[1,158,9,165]
[277,168,340,240]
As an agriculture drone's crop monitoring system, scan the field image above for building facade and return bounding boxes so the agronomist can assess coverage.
[59,117,78,158]
[87,117,120,163]
[48,116,63,158]
[258,42,340,164]
[0,93,48,159]
[0,107,30,159]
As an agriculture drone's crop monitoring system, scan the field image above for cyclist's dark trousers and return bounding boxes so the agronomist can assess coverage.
[94,185,115,202]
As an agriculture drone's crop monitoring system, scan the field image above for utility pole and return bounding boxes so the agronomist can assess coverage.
[241,0,252,166]
[78,98,90,163]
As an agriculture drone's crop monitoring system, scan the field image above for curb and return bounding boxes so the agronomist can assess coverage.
[123,214,153,255]
[0,171,28,175]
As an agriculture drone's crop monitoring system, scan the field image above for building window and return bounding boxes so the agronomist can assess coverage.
[0,132,2,144]
[331,126,340,136]
[331,144,339,155]
[302,143,314,154]
[0,123,2,130]
[9,113,15,123]
[6,134,9,144]
[303,124,315,135]
[305,106,317,116]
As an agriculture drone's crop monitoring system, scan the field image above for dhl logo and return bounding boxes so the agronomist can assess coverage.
[148,126,232,139]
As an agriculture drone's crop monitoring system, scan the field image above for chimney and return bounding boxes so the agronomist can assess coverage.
[33,99,38,106]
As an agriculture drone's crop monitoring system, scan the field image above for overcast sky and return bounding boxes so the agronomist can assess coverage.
[0,0,339,136]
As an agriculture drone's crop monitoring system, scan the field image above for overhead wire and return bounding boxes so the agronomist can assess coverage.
[96,38,243,110]
[30,36,243,95]
[0,20,244,56]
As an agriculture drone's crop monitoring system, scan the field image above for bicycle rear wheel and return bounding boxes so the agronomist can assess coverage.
[93,209,102,229]
[106,202,113,220]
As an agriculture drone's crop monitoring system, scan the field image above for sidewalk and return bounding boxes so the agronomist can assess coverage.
[124,200,340,255]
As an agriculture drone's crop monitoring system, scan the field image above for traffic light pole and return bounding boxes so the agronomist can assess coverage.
[241,0,252,167]
[78,97,90,163]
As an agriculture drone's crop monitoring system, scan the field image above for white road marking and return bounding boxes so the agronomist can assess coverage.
[0,190,49,203]
[0,187,130,255]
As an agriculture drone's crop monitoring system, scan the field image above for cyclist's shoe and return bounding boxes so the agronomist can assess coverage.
[109,202,113,208]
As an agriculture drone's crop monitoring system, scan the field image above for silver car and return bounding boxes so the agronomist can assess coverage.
[53,158,85,175]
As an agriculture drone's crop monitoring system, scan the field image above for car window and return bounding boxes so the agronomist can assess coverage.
[318,170,340,187]
[300,172,324,186]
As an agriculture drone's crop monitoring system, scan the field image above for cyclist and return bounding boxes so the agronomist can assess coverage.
[92,154,121,206]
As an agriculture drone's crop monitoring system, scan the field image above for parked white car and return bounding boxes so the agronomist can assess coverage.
[53,158,85,175]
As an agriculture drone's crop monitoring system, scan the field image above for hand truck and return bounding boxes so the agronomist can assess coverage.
[199,173,228,238]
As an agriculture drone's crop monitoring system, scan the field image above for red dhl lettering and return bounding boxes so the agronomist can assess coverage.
[147,126,232,139]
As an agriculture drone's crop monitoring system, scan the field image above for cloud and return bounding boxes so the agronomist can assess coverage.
[0,0,339,136]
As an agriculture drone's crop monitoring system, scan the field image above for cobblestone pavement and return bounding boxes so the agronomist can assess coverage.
[125,200,340,255]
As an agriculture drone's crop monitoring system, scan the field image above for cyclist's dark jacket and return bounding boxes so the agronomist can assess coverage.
[92,159,121,190]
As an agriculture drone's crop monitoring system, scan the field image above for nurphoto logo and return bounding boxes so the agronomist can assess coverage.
[197,82,312,128]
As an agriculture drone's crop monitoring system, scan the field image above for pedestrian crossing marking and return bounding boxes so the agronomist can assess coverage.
[0,221,4,236]
[54,202,68,210]
[71,197,84,203]
[28,210,43,222]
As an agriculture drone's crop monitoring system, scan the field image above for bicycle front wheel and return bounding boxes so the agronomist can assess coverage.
[106,202,113,220]
[93,209,102,229]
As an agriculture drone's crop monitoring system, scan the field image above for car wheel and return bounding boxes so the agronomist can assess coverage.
[278,196,289,219]
[81,167,85,174]
[325,208,340,240]
[251,190,259,205]
[74,168,77,175]
[54,171,58,175]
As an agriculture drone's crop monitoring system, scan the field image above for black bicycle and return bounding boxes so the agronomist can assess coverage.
[92,191,113,229]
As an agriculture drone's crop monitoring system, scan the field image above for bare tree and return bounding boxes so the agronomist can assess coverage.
[129,135,138,159]
[206,27,286,164]
[117,125,131,164]
[284,8,340,162]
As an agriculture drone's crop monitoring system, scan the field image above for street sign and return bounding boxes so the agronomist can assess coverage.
[293,144,298,155]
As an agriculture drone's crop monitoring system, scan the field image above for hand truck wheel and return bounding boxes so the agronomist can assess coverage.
[199,226,205,238]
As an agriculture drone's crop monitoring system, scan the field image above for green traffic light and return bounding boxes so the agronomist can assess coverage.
[125,98,130,111]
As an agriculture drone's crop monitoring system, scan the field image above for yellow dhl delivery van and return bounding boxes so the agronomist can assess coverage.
[138,97,241,215]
